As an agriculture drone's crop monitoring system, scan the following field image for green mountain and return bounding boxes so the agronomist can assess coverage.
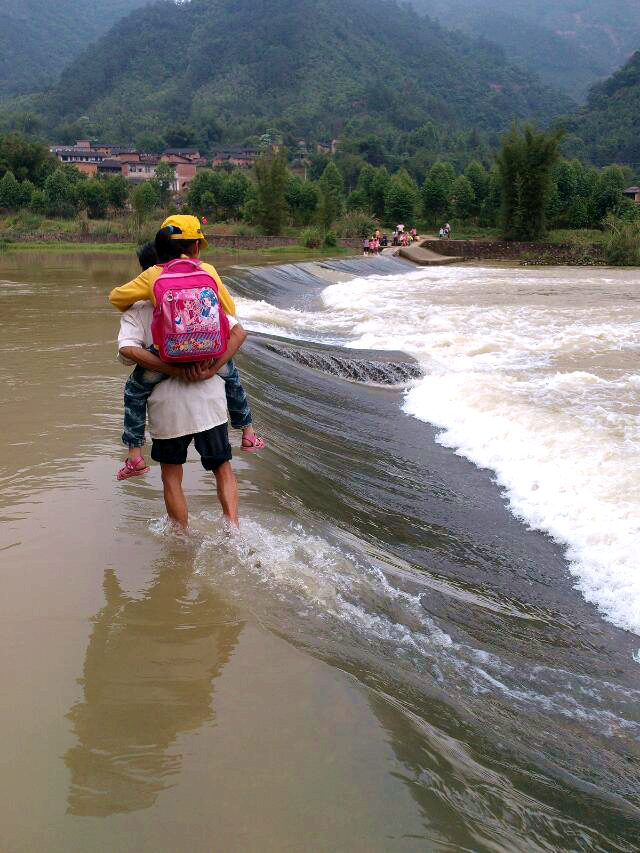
[39,0,569,146]
[564,51,640,167]
[410,0,640,99]
[0,0,149,95]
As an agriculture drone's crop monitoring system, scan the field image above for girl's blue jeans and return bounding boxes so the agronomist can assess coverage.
[122,358,252,448]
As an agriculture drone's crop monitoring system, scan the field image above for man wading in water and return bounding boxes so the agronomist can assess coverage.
[117,293,247,529]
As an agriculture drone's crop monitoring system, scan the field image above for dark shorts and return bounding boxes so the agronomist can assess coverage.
[151,424,232,471]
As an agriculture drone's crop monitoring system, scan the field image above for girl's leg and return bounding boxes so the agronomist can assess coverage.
[121,367,166,465]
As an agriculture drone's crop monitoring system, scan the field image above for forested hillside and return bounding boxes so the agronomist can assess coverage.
[0,0,149,95]
[37,0,568,145]
[410,0,640,99]
[564,52,640,167]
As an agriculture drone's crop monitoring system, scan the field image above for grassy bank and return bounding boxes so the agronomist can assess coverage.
[0,243,358,280]
[0,213,358,258]
[422,224,606,245]
[0,240,137,253]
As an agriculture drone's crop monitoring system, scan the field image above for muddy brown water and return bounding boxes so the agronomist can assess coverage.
[1,250,639,852]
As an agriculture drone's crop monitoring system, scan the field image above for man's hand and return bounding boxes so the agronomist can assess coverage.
[167,363,188,378]
[167,324,247,384]
[182,360,217,382]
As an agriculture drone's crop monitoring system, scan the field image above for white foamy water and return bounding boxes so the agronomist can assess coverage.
[238,264,640,635]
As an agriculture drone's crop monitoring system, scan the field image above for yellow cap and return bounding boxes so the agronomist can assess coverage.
[161,214,208,248]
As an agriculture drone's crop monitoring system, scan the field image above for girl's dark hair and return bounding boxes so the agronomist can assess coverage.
[154,226,198,262]
[137,241,159,271]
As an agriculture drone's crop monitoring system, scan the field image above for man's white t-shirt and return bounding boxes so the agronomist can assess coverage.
[118,301,237,440]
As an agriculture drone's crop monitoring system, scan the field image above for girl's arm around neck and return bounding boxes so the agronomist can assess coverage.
[109,268,156,312]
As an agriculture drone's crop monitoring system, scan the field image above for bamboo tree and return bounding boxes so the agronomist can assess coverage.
[317,161,344,231]
[496,123,564,241]
[254,149,288,235]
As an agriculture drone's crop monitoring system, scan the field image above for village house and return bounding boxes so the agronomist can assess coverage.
[210,148,258,169]
[164,148,207,166]
[72,161,98,176]
[97,159,123,176]
[91,143,117,156]
[164,156,197,191]
[50,142,104,169]
[624,186,640,203]
[50,140,196,192]
[114,149,140,163]
[120,157,157,182]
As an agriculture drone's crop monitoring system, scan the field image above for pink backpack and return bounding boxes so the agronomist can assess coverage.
[151,258,230,363]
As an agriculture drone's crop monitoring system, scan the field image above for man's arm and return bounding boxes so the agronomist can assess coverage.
[119,325,247,383]
[182,324,247,382]
[118,346,184,377]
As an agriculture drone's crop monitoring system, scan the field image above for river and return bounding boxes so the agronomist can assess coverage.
[0,250,639,852]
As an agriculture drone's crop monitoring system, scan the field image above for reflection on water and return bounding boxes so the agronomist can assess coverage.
[65,558,244,817]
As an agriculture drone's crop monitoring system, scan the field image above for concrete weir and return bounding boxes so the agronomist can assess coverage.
[397,241,461,266]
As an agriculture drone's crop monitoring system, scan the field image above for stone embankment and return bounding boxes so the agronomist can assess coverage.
[3,232,124,243]
[204,235,362,249]
[426,239,604,264]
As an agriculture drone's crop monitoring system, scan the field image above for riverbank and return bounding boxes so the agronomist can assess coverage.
[0,240,358,266]
[0,214,361,252]
[0,232,361,250]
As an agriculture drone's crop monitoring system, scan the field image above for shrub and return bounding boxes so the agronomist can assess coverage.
[17,179,35,208]
[11,210,44,233]
[602,214,640,266]
[29,189,47,215]
[92,221,118,237]
[323,230,337,247]
[43,169,79,218]
[0,171,21,209]
[299,226,323,248]
[336,211,377,238]
[131,181,160,225]
[105,176,128,210]
[122,215,157,243]
[78,179,109,219]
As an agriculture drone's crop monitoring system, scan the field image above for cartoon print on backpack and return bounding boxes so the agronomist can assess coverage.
[199,288,218,327]
[174,289,219,331]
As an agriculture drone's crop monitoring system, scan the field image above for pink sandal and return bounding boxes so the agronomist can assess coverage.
[117,456,151,480]
[241,434,266,452]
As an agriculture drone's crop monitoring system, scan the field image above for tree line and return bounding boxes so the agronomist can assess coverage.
[1,128,638,244]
